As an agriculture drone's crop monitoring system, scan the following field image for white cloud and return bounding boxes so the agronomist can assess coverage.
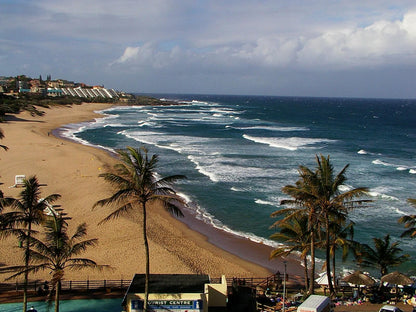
[114,47,141,64]
[112,9,416,72]
[2,0,416,97]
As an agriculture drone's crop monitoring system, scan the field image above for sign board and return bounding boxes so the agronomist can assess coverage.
[131,299,203,312]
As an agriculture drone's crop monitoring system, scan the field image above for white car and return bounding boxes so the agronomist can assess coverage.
[378,305,404,312]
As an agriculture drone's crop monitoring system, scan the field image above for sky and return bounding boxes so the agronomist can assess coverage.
[1,0,416,99]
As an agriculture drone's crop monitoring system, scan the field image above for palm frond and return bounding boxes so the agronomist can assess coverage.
[70,238,99,255]
[408,198,416,207]
[97,202,134,225]
[71,223,88,240]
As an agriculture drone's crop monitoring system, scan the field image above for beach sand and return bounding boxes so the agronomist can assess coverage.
[0,102,299,283]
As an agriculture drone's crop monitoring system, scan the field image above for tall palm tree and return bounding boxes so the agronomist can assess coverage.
[313,155,369,297]
[355,234,409,277]
[1,176,60,312]
[398,198,416,238]
[270,215,311,292]
[93,146,186,312]
[274,155,369,297]
[1,210,105,312]
[274,164,321,295]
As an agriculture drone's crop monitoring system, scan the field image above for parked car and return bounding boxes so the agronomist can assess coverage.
[378,305,404,312]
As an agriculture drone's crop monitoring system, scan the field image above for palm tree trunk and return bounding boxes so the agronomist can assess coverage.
[309,230,315,295]
[55,280,61,312]
[23,226,31,312]
[325,218,335,298]
[332,249,337,293]
[303,256,309,293]
[142,201,150,312]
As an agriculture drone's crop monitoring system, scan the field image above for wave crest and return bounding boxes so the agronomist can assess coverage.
[242,135,335,150]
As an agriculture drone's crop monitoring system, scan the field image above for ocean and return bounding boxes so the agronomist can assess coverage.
[61,94,416,276]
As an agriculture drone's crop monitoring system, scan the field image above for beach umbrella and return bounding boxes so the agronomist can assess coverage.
[381,271,414,286]
[342,271,376,286]
[315,272,329,286]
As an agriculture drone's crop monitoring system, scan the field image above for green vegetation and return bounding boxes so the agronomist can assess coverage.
[0,176,105,312]
[0,74,178,119]
[93,146,186,312]
[272,155,371,297]
[271,154,414,300]
[398,198,416,238]
[0,93,119,118]
[354,234,409,277]
[0,176,61,312]
[20,211,105,312]
[0,92,177,119]
[270,215,310,292]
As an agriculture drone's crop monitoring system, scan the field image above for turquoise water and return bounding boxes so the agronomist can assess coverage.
[62,94,416,275]
[0,298,122,312]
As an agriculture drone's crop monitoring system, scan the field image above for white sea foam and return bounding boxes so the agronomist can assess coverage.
[372,159,390,166]
[372,159,416,174]
[338,184,353,192]
[368,187,400,201]
[179,99,211,106]
[119,130,173,151]
[233,125,309,132]
[231,186,246,192]
[176,192,192,204]
[392,207,408,216]
[59,124,115,154]
[187,154,283,183]
[187,155,220,182]
[242,135,335,150]
[255,199,277,207]
[357,149,368,154]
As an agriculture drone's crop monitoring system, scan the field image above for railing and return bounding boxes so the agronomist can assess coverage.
[0,279,131,293]
[0,275,303,294]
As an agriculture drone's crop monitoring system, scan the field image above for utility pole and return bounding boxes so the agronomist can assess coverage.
[283,260,287,312]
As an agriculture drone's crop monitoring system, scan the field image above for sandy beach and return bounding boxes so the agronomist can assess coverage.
[0,102,299,283]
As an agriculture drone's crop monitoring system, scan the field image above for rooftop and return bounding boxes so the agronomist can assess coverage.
[125,274,210,294]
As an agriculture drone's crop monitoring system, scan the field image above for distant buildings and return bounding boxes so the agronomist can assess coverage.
[0,75,120,99]
[60,86,118,99]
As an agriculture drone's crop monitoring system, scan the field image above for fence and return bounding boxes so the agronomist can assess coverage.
[0,279,131,293]
[0,275,303,295]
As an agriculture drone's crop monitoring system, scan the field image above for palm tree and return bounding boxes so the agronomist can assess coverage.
[93,146,186,311]
[1,210,105,312]
[355,234,409,277]
[270,215,311,292]
[398,198,416,238]
[274,155,369,297]
[1,176,60,312]
[0,128,8,151]
[274,164,321,295]
[326,220,356,290]
[0,128,8,216]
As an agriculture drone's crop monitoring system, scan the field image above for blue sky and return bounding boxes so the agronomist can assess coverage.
[1,0,416,98]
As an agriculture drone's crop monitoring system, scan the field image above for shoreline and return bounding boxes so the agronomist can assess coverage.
[0,102,304,284]
[54,103,305,280]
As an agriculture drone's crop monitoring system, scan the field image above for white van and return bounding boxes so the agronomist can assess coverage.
[378,305,404,312]
[297,295,331,312]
